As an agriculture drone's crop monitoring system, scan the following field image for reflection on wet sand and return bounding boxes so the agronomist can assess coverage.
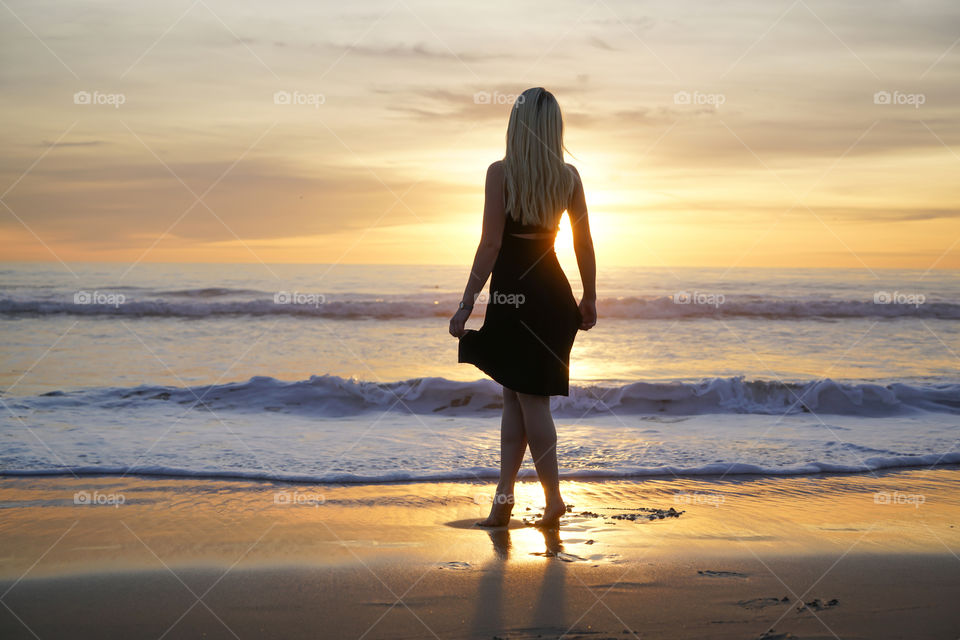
[471,525,567,637]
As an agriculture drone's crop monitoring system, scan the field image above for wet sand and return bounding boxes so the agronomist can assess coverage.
[1,468,959,639]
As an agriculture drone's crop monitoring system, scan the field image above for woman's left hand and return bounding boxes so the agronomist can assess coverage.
[578,297,597,331]
[449,307,472,338]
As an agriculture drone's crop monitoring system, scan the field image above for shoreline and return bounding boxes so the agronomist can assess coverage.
[3,460,959,486]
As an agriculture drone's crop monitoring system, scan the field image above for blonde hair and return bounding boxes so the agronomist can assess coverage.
[503,87,575,228]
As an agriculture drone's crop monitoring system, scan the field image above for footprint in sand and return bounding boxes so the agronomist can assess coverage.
[529,551,588,562]
[697,569,748,578]
[758,631,797,640]
[437,561,471,570]
[738,596,790,609]
[797,597,839,612]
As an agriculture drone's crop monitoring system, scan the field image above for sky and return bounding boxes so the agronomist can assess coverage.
[1,0,958,269]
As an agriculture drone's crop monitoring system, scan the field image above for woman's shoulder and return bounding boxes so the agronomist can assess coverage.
[564,163,582,193]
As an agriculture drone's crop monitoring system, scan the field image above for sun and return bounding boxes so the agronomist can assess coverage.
[555,206,613,257]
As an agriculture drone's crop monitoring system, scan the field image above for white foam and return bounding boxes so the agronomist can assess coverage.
[4,452,960,484]
[17,375,960,418]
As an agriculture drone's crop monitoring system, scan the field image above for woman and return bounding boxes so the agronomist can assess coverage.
[449,87,597,530]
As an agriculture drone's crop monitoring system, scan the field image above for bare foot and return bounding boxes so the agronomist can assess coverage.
[534,500,566,530]
[476,494,514,528]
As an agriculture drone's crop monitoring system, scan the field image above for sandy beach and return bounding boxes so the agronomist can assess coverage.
[2,468,958,639]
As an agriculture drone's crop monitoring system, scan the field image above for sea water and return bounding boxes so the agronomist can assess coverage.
[1,262,958,483]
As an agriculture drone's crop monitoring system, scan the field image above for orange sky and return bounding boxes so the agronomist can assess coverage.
[1,0,958,269]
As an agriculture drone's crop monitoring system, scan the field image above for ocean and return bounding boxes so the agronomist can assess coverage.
[1,261,958,484]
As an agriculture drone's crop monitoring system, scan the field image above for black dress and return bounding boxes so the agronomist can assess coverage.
[458,212,582,396]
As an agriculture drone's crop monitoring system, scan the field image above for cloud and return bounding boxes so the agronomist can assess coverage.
[589,16,656,32]
[0,155,477,247]
[324,41,504,62]
[823,207,960,223]
[378,82,602,124]
[40,140,105,148]
[588,36,619,51]
[635,201,960,224]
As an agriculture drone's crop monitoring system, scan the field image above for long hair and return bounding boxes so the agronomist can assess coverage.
[503,87,575,228]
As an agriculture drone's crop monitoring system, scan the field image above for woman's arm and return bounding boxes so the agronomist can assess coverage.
[449,161,506,338]
[568,166,597,330]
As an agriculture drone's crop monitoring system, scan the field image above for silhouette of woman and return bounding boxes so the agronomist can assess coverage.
[449,87,597,530]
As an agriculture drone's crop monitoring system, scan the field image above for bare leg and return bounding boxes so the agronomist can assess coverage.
[477,388,527,527]
[516,392,565,528]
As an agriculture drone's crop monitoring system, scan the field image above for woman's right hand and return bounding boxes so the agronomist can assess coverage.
[449,307,472,338]
[578,298,597,330]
